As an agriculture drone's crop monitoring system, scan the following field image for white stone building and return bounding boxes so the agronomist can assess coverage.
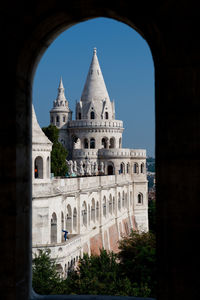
[32,48,148,276]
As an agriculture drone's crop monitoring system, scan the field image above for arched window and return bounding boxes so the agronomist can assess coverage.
[133,163,139,174]
[56,116,59,122]
[118,192,121,210]
[122,191,125,207]
[112,197,115,213]
[120,163,125,174]
[90,138,95,149]
[127,163,130,174]
[51,116,53,123]
[109,194,112,214]
[34,156,43,179]
[88,204,90,226]
[141,163,145,173]
[84,138,89,149]
[82,201,87,227]
[103,196,106,217]
[66,205,72,232]
[107,164,114,175]
[51,212,57,244]
[102,138,108,149]
[105,111,109,119]
[96,201,99,221]
[91,198,95,223]
[46,156,50,178]
[138,193,143,204]
[63,116,65,122]
[78,112,81,120]
[90,111,95,119]
[73,208,77,232]
[109,137,115,148]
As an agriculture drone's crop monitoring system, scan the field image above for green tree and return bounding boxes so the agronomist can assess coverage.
[118,230,156,297]
[148,199,156,234]
[42,125,68,176]
[32,249,62,295]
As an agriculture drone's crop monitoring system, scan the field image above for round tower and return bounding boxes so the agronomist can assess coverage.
[68,48,124,156]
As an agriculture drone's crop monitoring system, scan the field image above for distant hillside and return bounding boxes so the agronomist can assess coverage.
[147,157,155,173]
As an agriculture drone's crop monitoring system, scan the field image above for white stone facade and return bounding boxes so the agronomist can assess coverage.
[32,48,148,276]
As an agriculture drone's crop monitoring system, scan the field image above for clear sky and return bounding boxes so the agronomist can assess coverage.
[33,17,155,157]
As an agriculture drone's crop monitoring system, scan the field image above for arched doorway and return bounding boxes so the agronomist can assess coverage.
[107,164,114,175]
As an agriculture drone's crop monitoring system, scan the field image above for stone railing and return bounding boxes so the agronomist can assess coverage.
[98,148,146,158]
[68,119,123,129]
[32,235,82,260]
[72,148,146,159]
[32,174,134,197]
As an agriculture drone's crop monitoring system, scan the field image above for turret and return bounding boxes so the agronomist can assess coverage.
[50,77,72,129]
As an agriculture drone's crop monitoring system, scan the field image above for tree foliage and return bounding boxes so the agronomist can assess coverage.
[32,231,156,297]
[42,125,68,176]
[118,230,156,297]
[32,249,62,295]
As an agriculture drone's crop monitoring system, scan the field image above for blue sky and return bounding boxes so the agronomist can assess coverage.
[33,18,155,156]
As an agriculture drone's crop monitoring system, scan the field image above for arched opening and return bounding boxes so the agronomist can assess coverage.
[51,212,57,244]
[66,204,72,232]
[109,194,112,214]
[120,162,125,174]
[73,208,77,232]
[82,201,87,227]
[96,201,99,221]
[103,196,106,217]
[138,193,143,204]
[133,162,139,174]
[91,198,95,223]
[46,156,50,178]
[34,156,43,179]
[101,137,108,149]
[126,163,130,174]
[122,191,125,207]
[90,138,95,149]
[141,163,145,173]
[88,204,90,226]
[105,111,109,119]
[112,197,115,213]
[107,164,114,175]
[118,192,121,211]
[84,138,89,149]
[90,111,95,119]
[56,115,59,123]
[78,112,81,119]
[109,137,115,148]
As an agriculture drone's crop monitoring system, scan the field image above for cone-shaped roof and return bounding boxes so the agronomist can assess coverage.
[81,48,110,102]
[56,76,67,101]
[32,105,52,145]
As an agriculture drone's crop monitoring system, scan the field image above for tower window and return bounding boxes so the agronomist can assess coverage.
[78,113,81,120]
[90,111,95,119]
[105,112,109,119]
[63,116,65,122]
[51,117,53,123]
[56,116,59,122]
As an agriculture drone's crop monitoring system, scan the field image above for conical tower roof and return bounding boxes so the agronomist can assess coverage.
[32,105,52,145]
[81,48,110,102]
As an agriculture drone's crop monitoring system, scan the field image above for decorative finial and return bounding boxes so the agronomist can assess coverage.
[93,47,97,54]
[58,76,64,89]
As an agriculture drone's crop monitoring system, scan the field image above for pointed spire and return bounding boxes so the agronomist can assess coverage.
[58,76,64,89]
[56,76,67,101]
[81,48,110,102]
